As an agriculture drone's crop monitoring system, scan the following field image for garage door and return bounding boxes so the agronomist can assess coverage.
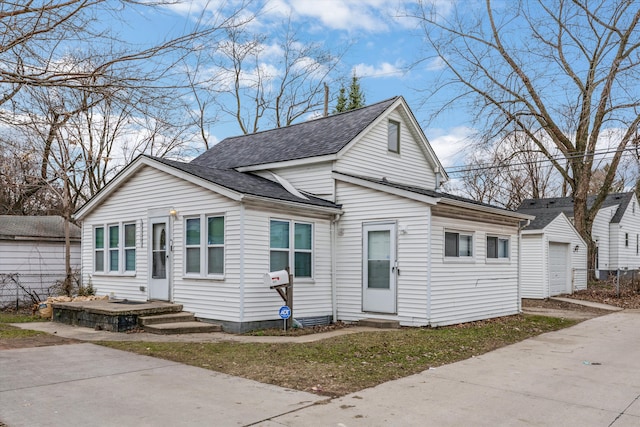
[549,243,569,296]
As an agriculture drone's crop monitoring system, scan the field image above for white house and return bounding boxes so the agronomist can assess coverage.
[75,97,532,332]
[0,215,81,307]
[518,212,587,298]
[519,192,640,280]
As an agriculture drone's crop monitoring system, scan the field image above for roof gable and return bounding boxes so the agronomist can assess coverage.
[191,97,399,169]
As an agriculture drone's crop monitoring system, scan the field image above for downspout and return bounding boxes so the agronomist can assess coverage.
[518,219,530,313]
[239,202,246,323]
[331,212,342,323]
[426,206,432,325]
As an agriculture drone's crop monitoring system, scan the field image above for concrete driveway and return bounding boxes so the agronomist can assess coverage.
[2,311,640,426]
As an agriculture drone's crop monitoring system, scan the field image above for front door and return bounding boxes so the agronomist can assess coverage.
[149,217,170,300]
[362,222,397,313]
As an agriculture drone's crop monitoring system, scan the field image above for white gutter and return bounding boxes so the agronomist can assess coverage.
[439,198,535,220]
[517,219,531,313]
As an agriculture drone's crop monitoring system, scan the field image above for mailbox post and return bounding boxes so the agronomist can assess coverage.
[264,267,293,330]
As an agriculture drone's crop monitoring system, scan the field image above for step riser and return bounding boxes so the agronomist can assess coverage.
[143,323,222,335]
[358,318,400,329]
[138,312,195,325]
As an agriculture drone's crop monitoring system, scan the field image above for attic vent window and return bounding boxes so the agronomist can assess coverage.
[388,120,400,153]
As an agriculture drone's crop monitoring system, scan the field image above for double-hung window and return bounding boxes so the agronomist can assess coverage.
[270,219,313,278]
[487,236,509,259]
[94,222,136,274]
[445,231,473,258]
[185,215,225,276]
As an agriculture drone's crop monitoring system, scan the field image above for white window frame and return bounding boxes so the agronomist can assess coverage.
[93,221,136,275]
[444,230,474,261]
[184,214,225,279]
[486,235,510,262]
[388,119,400,154]
[269,219,314,280]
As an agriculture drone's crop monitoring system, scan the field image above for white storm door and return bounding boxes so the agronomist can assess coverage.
[149,217,170,300]
[362,222,397,313]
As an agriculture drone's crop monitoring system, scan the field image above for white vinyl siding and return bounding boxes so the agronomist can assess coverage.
[0,240,81,306]
[259,163,334,199]
[336,109,437,190]
[335,181,430,326]
[592,205,616,271]
[430,214,519,326]
[611,195,640,270]
[240,208,332,323]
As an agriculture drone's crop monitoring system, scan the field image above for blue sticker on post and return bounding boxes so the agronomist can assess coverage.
[279,305,291,319]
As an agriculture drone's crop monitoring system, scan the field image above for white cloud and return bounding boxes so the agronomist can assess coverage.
[354,62,404,78]
[283,0,398,32]
[426,126,475,168]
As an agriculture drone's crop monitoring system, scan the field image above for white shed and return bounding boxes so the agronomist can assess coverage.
[519,212,587,299]
[0,216,81,307]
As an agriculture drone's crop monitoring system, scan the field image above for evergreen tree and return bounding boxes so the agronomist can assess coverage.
[334,86,347,113]
[333,73,365,114]
[346,74,365,110]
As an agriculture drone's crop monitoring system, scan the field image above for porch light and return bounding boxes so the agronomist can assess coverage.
[169,207,178,218]
[574,245,580,252]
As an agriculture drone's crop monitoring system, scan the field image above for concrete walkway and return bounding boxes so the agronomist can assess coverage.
[263,310,640,427]
[2,307,640,426]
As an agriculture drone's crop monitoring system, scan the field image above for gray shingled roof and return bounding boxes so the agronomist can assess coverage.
[191,97,399,169]
[151,157,340,210]
[338,173,522,214]
[518,192,635,224]
[0,216,81,241]
[521,211,565,231]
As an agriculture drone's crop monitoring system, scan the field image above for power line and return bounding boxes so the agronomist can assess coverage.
[446,145,640,175]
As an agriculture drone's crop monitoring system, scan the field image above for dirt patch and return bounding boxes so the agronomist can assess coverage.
[570,283,640,309]
[521,298,611,315]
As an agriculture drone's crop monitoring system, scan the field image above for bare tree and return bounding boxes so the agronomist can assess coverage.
[409,0,640,276]
[188,15,342,135]
[456,131,558,209]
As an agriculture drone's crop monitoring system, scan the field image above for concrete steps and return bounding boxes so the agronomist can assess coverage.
[357,318,400,329]
[139,312,222,335]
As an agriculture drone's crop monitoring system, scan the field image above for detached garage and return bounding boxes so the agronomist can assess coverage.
[519,212,587,299]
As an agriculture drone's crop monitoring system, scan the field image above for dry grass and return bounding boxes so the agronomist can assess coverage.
[100,314,576,396]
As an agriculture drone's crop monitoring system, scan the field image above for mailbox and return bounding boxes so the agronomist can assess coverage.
[264,270,290,287]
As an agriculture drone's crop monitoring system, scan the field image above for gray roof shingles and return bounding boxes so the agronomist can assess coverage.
[151,157,340,210]
[338,173,522,214]
[0,216,81,241]
[191,97,399,169]
[518,192,635,224]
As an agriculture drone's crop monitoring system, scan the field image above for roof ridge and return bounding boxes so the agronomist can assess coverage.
[218,96,400,143]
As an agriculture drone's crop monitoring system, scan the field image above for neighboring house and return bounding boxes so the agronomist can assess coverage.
[75,96,532,332]
[518,192,640,279]
[0,216,81,306]
[518,212,587,298]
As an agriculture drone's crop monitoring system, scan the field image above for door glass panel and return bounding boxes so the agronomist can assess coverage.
[368,230,390,289]
[152,223,167,279]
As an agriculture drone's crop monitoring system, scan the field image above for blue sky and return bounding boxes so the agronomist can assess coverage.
[119,0,472,167]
